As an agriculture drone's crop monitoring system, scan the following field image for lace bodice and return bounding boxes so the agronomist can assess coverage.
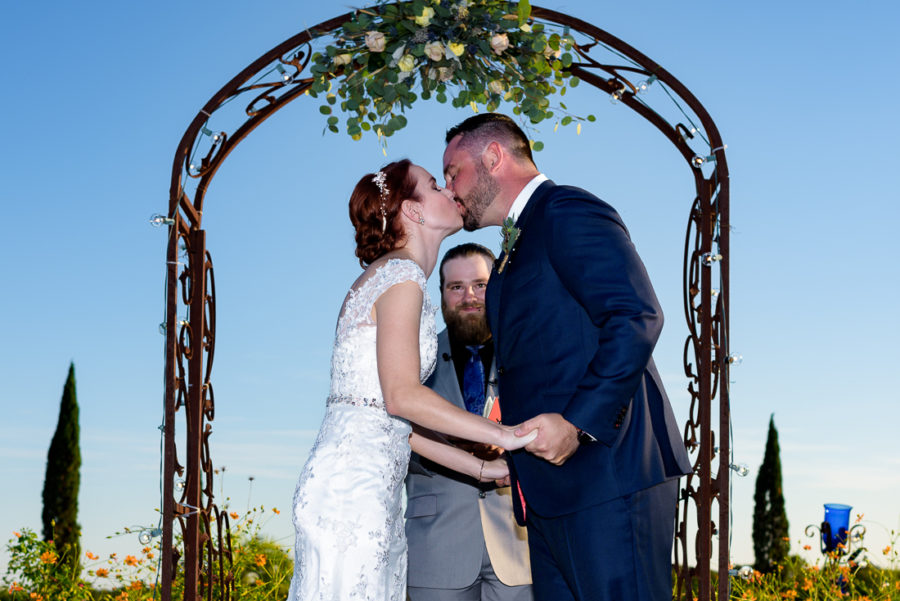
[329,258,438,402]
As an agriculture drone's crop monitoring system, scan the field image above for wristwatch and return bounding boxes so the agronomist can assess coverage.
[575,427,597,445]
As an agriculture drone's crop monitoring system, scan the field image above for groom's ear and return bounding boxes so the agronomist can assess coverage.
[482,141,502,173]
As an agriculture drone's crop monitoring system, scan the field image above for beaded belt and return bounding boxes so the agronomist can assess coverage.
[326,394,385,409]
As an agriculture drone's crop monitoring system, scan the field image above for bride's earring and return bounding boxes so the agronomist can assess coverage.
[418,216,425,225]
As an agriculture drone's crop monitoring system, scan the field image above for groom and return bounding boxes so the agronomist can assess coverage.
[442,113,692,601]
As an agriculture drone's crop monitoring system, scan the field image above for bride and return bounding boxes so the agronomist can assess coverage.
[288,159,536,600]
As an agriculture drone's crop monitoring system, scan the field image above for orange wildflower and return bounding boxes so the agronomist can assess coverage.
[255,554,267,567]
[39,550,58,564]
[29,593,44,601]
[782,591,797,599]
[85,551,99,560]
[13,531,21,538]
[272,507,281,515]
[109,552,117,559]
[855,513,864,524]
[117,592,129,601]
[130,580,143,590]
[254,579,264,586]
[8,582,24,593]
[124,554,139,566]
[230,512,239,519]
[803,544,811,551]
[884,545,892,554]
[782,536,791,541]
[95,568,109,578]
[146,551,155,559]
[802,578,813,591]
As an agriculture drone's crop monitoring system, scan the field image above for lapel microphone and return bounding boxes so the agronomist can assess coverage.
[442,352,452,362]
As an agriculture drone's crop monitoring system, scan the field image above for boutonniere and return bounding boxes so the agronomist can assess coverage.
[497,217,521,274]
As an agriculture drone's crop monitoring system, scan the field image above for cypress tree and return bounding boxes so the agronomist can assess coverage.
[752,414,790,572]
[41,362,82,568]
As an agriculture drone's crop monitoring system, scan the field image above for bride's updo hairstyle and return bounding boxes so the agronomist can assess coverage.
[349,158,421,267]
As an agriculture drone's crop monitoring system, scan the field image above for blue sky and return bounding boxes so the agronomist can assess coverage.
[2,0,899,577]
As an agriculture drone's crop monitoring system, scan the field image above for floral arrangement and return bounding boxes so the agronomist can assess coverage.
[308,0,595,149]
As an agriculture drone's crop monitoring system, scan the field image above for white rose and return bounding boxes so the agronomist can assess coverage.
[365,31,386,53]
[488,79,505,95]
[333,53,352,67]
[490,33,509,55]
[543,45,561,59]
[424,41,444,62]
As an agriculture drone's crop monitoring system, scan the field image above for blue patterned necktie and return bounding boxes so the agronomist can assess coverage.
[462,345,486,415]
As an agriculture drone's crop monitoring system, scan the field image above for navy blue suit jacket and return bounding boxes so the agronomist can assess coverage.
[487,180,692,519]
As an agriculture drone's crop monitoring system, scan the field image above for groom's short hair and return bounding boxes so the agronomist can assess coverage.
[438,243,496,290]
[445,113,535,165]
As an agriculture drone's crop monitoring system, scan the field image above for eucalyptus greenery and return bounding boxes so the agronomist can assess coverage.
[308,0,595,150]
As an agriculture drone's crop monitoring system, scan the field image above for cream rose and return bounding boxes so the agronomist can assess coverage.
[424,41,444,61]
[490,33,509,55]
[438,66,455,81]
[397,54,416,72]
[365,31,386,53]
[488,79,505,95]
[333,53,352,67]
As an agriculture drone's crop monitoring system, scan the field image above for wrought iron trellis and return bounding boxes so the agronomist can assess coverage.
[160,4,730,600]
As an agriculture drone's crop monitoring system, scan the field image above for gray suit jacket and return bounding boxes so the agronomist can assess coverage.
[405,329,531,588]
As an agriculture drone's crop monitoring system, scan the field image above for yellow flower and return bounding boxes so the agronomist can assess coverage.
[39,550,57,564]
[397,54,416,72]
[365,31,386,53]
[124,555,139,566]
[447,42,465,57]
[255,554,267,567]
[490,33,509,55]
[96,568,109,578]
[424,41,444,61]
[414,6,435,27]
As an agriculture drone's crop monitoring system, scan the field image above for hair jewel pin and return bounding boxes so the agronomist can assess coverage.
[373,171,389,233]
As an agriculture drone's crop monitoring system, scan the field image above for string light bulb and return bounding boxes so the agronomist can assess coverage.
[637,74,657,93]
[701,252,723,266]
[275,64,293,83]
[726,353,743,366]
[729,463,750,477]
[138,527,162,545]
[149,214,174,227]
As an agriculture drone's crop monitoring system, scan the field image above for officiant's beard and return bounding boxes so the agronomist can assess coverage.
[460,162,500,231]
[442,300,492,345]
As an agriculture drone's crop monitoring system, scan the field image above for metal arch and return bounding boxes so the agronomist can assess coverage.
[161,5,730,600]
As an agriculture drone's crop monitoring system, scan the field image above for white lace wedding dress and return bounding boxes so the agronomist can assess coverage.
[288,258,437,601]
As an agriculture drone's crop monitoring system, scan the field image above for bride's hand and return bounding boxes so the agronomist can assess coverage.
[478,457,509,482]
[497,424,538,451]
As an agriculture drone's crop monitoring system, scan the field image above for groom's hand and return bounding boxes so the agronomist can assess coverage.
[515,413,579,466]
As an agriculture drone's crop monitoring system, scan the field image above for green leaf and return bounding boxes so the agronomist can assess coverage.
[532,140,544,151]
[587,114,596,122]
[517,0,531,26]
[327,116,339,126]
[319,105,332,115]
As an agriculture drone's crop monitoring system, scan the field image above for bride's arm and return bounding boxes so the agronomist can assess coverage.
[375,281,534,451]
[409,431,508,482]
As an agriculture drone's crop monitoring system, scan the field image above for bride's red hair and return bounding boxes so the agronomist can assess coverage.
[349,159,421,267]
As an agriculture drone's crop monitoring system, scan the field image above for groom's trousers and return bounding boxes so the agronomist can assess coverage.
[525,478,678,601]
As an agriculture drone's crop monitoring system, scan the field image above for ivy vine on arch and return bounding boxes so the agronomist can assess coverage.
[159,2,731,600]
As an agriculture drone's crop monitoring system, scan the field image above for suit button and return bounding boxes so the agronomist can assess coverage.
[498,367,505,375]
[479,491,486,499]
